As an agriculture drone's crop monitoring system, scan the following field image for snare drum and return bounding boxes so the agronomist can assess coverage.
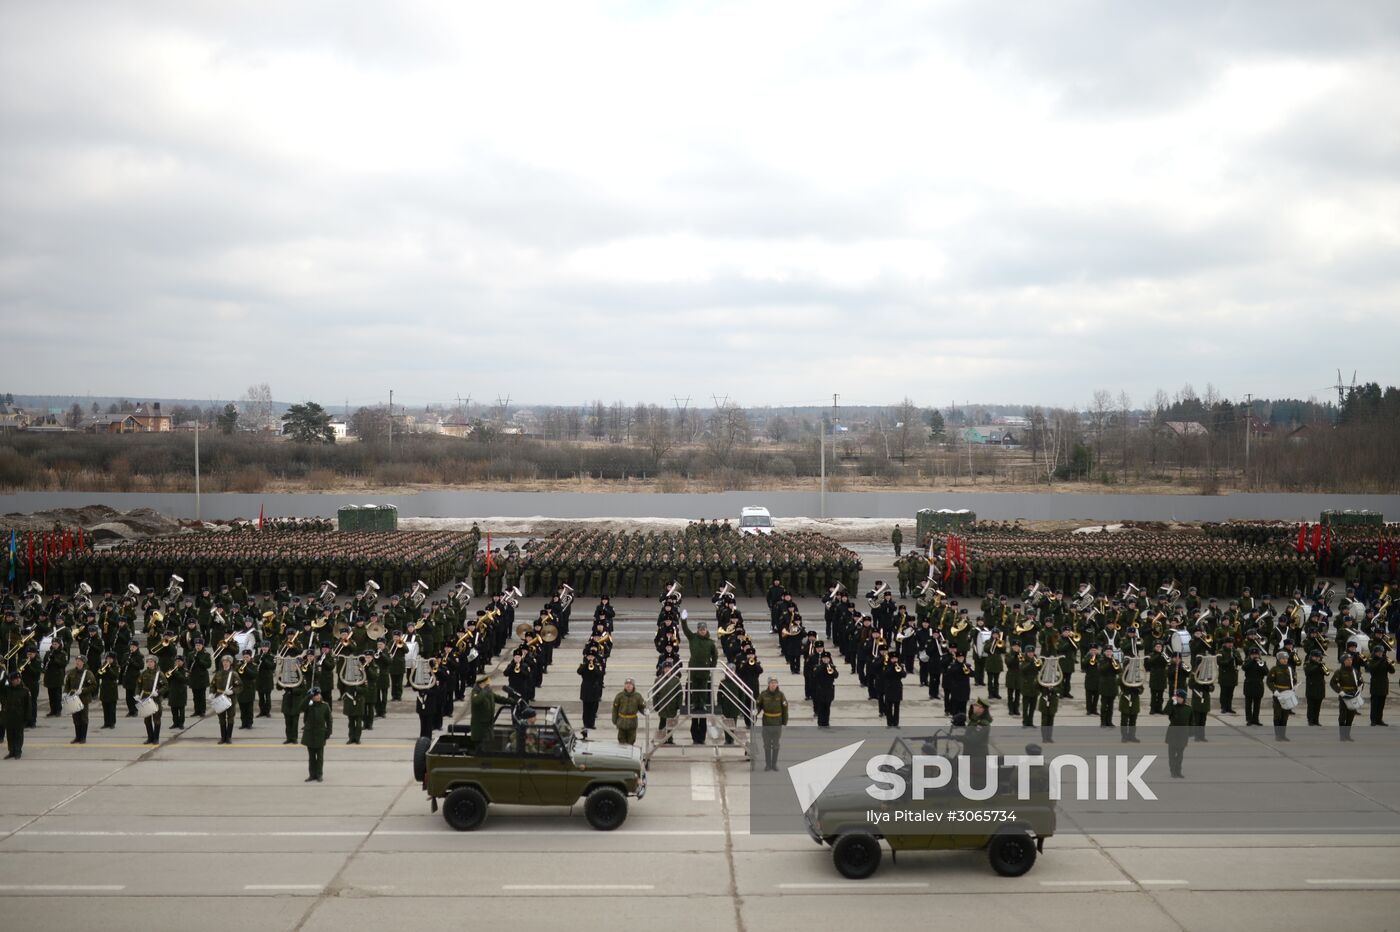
[61,693,84,715]
[137,697,160,719]
[210,693,233,715]
[1276,689,1300,711]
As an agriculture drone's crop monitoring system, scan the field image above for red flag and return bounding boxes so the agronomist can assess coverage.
[42,533,49,580]
[26,530,33,577]
[484,533,497,574]
[1311,524,1322,555]
[1296,524,1307,554]
[958,536,970,583]
[258,504,264,530]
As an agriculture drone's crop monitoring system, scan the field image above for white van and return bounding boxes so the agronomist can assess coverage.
[739,506,774,535]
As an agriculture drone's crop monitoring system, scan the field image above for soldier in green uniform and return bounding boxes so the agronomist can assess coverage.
[3,671,31,759]
[1268,651,1297,741]
[301,686,332,782]
[681,610,719,744]
[1330,652,1363,742]
[611,678,647,745]
[63,657,97,744]
[892,525,903,557]
[136,656,166,745]
[757,677,788,771]
[470,674,509,750]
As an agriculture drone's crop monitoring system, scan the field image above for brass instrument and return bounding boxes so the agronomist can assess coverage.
[664,581,682,601]
[1120,655,1146,689]
[454,581,475,604]
[4,629,36,662]
[278,629,302,658]
[408,579,429,607]
[408,657,436,691]
[558,583,575,608]
[827,581,846,601]
[318,579,338,603]
[716,580,736,602]
[1072,583,1095,612]
[1192,653,1218,686]
[331,633,353,657]
[125,582,140,599]
[338,654,366,688]
[500,586,523,608]
[359,580,381,602]
[867,582,889,606]
[332,619,350,640]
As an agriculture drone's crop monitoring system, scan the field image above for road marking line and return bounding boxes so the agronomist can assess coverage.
[14,828,734,839]
[244,884,323,891]
[18,831,367,837]
[778,882,928,889]
[502,884,655,891]
[1040,880,1134,887]
[1140,880,1189,885]
[1306,879,1400,885]
[373,829,731,837]
[0,884,126,891]
[691,762,715,801]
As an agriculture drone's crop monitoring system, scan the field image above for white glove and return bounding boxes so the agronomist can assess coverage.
[681,609,689,621]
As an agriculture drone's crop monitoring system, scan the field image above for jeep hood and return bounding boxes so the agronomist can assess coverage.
[574,739,644,772]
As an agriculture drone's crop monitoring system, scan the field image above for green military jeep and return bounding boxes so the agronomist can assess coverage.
[804,730,1056,879]
[414,703,647,831]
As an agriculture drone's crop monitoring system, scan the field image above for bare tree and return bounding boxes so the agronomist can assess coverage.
[242,383,275,432]
[1089,388,1112,475]
[766,414,791,443]
[1117,390,1132,479]
[642,413,674,468]
[894,397,920,463]
[705,401,750,468]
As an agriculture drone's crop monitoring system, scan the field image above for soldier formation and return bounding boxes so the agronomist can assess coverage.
[470,522,862,600]
[36,528,472,597]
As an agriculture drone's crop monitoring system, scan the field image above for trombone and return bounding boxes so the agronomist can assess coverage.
[4,629,36,662]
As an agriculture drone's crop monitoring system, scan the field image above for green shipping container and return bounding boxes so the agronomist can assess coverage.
[338,503,398,532]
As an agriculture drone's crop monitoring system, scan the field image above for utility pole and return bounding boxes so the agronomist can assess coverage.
[1243,393,1252,487]
[194,417,201,521]
[820,419,826,519]
[388,389,393,450]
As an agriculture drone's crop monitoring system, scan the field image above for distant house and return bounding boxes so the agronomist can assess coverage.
[328,421,348,440]
[1287,424,1313,443]
[960,427,990,444]
[440,420,475,438]
[1163,421,1208,438]
[0,412,30,432]
[88,414,142,433]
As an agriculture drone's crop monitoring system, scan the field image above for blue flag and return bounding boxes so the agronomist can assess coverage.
[7,530,14,581]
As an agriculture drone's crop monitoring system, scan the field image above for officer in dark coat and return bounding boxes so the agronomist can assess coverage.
[3,671,32,759]
[301,687,333,782]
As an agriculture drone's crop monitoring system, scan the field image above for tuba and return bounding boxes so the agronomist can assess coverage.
[275,656,304,689]
[317,579,338,603]
[165,574,184,605]
[664,580,682,601]
[1192,653,1218,686]
[1159,579,1180,603]
[1037,656,1064,689]
[500,586,523,608]
[454,581,475,604]
[826,581,846,601]
[867,581,889,606]
[558,583,575,608]
[359,580,381,602]
[1120,655,1146,689]
[409,579,429,607]
[716,580,736,602]
[408,657,436,691]
[1072,584,1095,613]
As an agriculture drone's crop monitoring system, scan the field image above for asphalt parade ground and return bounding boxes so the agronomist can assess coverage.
[2,549,1398,932]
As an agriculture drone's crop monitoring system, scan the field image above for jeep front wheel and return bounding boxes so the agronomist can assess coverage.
[831,833,882,879]
[584,787,628,831]
[442,786,489,831]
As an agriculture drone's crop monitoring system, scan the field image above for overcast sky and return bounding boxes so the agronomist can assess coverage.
[3,1,1398,410]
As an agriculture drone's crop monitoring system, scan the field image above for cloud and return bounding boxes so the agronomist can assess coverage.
[1,0,1397,410]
